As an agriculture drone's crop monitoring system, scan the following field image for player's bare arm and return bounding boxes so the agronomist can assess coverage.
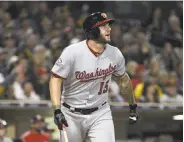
[49,73,68,129]
[115,72,139,124]
[49,73,64,109]
[117,72,135,105]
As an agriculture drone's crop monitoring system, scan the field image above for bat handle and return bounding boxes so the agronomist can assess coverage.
[62,124,66,129]
[62,124,68,142]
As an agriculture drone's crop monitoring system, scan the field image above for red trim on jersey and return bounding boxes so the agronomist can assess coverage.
[86,41,105,57]
[50,71,62,78]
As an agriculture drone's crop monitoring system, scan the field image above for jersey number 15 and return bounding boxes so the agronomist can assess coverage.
[98,80,109,95]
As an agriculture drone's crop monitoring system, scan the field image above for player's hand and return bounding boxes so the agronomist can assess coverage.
[129,104,139,124]
[54,109,68,130]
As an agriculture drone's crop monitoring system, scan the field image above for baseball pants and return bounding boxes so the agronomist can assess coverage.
[60,104,115,142]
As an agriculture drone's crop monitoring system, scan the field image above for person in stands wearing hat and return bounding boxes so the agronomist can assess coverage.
[0,118,13,142]
[21,115,49,142]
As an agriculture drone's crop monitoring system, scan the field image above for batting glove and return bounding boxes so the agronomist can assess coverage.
[54,109,68,130]
[129,104,139,124]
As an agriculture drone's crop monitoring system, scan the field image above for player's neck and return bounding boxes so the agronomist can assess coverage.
[87,40,105,54]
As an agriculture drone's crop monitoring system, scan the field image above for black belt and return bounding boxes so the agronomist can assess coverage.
[63,102,107,115]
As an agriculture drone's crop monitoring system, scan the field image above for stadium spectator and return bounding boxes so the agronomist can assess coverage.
[0,55,21,99]
[176,61,183,94]
[12,81,40,102]
[160,84,183,104]
[164,14,182,47]
[134,74,163,103]
[143,58,161,83]
[35,67,50,100]
[126,60,141,89]
[157,70,169,94]
[21,115,50,142]
[146,7,164,32]
[159,42,180,71]
[0,118,13,142]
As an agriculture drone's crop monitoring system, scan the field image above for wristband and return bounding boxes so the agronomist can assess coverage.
[53,105,61,110]
[129,104,137,110]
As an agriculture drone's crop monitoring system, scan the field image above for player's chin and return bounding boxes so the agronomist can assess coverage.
[98,36,111,43]
[105,36,111,41]
[105,38,111,43]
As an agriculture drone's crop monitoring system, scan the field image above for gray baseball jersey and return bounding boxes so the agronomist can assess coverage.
[51,40,125,108]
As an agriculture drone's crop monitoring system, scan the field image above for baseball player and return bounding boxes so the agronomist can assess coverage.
[49,12,139,142]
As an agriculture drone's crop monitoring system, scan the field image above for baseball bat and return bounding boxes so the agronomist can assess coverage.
[62,124,68,142]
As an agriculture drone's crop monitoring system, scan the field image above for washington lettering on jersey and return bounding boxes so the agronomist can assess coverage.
[75,63,116,82]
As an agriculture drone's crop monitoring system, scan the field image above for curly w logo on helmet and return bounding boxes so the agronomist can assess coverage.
[101,13,107,18]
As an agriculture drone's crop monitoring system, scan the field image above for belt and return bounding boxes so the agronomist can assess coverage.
[63,102,107,115]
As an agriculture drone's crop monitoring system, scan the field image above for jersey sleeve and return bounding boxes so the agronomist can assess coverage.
[51,47,73,78]
[113,48,126,76]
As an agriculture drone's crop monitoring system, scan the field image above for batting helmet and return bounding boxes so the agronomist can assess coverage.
[0,118,7,128]
[83,12,115,39]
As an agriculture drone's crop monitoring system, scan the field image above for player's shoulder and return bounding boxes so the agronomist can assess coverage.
[106,44,122,54]
[63,40,86,53]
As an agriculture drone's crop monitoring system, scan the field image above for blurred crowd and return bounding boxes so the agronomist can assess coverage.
[0,1,182,104]
[0,115,54,142]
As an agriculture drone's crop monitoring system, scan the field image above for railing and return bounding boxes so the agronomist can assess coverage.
[0,100,182,110]
[0,100,52,108]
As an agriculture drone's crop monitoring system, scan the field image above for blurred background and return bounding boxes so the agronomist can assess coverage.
[0,1,182,142]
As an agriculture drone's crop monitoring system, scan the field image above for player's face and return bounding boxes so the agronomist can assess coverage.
[98,23,112,43]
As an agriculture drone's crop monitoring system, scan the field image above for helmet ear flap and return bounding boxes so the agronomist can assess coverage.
[85,27,100,40]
